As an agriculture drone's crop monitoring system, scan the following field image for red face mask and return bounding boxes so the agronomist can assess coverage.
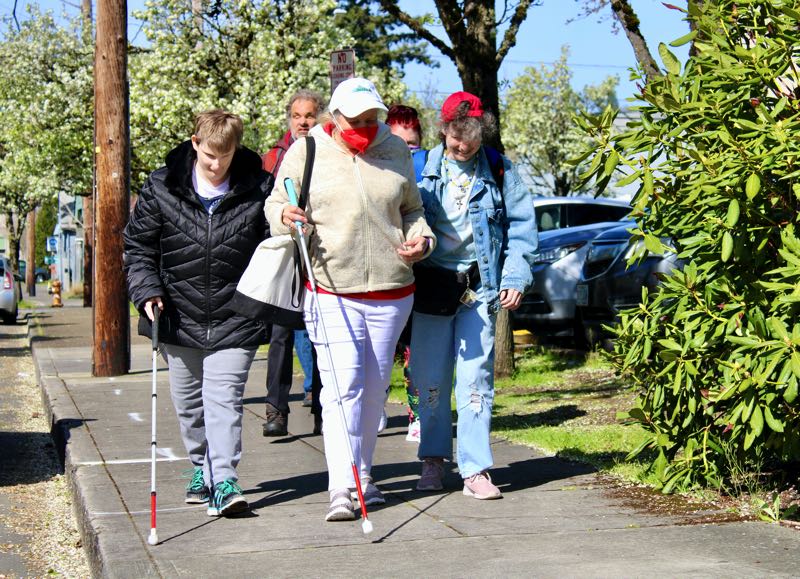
[339,125,379,154]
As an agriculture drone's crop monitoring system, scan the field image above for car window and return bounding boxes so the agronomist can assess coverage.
[566,204,629,227]
[537,205,561,232]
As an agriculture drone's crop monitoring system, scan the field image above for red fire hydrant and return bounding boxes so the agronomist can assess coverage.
[51,280,63,308]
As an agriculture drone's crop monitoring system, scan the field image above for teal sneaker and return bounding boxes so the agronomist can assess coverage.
[184,467,210,504]
[207,479,248,517]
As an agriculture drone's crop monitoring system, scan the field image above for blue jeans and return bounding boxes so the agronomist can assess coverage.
[410,289,496,478]
[294,329,314,393]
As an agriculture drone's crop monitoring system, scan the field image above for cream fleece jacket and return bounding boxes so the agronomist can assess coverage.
[266,123,435,294]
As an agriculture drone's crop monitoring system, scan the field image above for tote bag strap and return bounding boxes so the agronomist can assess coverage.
[297,136,315,210]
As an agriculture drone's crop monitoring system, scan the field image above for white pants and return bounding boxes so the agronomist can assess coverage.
[304,291,413,490]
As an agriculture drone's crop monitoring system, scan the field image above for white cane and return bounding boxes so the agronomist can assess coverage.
[148,307,160,545]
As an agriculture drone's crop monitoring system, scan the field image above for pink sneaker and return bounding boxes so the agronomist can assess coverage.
[416,458,444,491]
[462,471,502,500]
[405,419,421,443]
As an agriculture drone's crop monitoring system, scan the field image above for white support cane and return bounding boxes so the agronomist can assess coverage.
[285,177,374,535]
[148,308,160,546]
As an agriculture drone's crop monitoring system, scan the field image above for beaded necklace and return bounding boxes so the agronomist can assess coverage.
[442,155,477,211]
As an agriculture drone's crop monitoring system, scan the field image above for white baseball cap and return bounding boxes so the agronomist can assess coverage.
[328,77,388,118]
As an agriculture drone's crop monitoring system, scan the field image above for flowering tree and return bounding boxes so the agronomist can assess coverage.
[0,8,93,272]
[503,47,618,196]
[129,0,407,183]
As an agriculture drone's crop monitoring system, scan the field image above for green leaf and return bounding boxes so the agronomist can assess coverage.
[725,199,740,228]
[615,170,642,188]
[745,173,761,200]
[643,169,654,197]
[721,231,734,263]
[644,234,667,255]
[763,405,784,433]
[603,149,619,177]
[749,404,764,438]
[670,30,697,47]
[791,352,800,378]
[658,43,681,76]
[784,378,798,404]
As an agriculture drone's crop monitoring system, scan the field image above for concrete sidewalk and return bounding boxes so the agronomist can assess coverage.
[29,306,800,578]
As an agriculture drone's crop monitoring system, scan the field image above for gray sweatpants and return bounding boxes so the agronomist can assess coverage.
[163,344,257,487]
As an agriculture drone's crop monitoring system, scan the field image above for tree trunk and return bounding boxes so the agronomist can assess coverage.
[93,0,130,376]
[494,308,515,378]
[5,211,20,276]
[26,211,35,297]
[610,0,662,81]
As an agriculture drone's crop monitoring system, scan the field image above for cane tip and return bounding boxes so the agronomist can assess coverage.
[148,530,159,545]
[361,519,373,534]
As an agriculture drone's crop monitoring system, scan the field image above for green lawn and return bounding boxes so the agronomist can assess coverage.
[387,340,652,483]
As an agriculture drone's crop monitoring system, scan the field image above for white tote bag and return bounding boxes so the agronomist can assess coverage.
[229,234,305,329]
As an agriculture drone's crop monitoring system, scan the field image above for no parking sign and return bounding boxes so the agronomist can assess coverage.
[330,49,355,93]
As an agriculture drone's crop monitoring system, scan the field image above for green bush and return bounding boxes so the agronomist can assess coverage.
[579,0,800,492]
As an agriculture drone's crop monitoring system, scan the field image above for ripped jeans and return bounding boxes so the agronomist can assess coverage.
[409,288,496,478]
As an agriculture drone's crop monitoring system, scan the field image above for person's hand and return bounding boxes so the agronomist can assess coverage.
[282,205,308,232]
[499,289,522,311]
[144,297,164,321]
[397,236,429,264]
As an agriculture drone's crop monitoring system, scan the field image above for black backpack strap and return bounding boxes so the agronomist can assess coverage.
[298,136,315,210]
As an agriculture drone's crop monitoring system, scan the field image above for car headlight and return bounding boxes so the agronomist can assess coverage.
[535,242,586,264]
[586,241,628,265]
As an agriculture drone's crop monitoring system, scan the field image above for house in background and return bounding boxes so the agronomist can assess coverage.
[52,192,85,293]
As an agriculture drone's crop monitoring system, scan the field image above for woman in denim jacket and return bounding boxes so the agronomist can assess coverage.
[411,92,538,499]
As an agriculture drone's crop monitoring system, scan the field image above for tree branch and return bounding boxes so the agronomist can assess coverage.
[497,0,539,63]
[609,0,662,79]
[376,0,454,60]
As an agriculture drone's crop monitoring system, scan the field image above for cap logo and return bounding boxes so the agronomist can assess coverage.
[353,86,372,93]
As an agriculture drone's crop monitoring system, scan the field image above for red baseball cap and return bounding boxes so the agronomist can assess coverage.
[441,91,483,122]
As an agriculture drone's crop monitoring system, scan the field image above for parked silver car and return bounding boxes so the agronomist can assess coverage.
[514,219,632,338]
[0,256,21,324]
[576,223,682,345]
[512,197,631,339]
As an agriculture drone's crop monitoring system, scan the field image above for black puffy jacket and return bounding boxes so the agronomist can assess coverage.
[124,140,272,350]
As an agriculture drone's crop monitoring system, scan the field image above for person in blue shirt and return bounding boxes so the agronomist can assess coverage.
[411,92,537,500]
[386,104,426,442]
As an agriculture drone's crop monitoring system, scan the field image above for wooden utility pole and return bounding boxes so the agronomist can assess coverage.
[93,0,130,376]
[25,211,35,297]
[82,0,94,308]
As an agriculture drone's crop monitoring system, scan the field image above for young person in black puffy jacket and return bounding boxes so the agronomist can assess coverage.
[123,110,272,517]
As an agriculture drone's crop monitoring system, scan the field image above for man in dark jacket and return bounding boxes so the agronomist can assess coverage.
[124,109,271,517]
[261,89,325,437]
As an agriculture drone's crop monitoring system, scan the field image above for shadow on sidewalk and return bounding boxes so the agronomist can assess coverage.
[50,418,96,467]
[0,430,63,486]
[248,470,329,511]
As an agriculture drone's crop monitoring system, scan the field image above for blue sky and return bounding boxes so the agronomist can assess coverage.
[398,0,690,103]
[9,0,690,102]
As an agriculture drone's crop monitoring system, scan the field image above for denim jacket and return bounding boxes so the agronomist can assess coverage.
[418,144,538,314]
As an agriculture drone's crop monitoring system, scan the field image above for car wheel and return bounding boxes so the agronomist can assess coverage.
[1,311,15,325]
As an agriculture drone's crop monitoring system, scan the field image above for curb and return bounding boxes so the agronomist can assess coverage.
[29,316,161,579]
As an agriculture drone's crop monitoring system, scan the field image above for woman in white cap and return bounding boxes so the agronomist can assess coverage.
[266,77,435,522]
